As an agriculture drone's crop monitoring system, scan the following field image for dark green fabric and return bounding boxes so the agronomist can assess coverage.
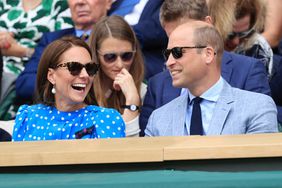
[278,122,282,132]
[0,81,20,120]
[0,170,282,188]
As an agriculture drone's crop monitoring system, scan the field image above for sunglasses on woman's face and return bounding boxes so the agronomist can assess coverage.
[227,28,255,40]
[54,61,99,76]
[98,51,135,63]
[163,46,207,60]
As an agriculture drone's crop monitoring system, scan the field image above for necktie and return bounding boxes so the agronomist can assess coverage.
[110,0,141,16]
[190,97,203,135]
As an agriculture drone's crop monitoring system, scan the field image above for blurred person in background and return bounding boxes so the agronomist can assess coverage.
[262,0,282,52]
[224,0,273,79]
[0,0,73,119]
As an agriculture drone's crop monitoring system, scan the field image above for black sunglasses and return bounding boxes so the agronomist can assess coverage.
[163,46,207,60]
[227,28,255,40]
[54,61,99,76]
[98,51,135,63]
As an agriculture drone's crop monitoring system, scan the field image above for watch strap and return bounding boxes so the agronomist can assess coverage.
[121,105,140,111]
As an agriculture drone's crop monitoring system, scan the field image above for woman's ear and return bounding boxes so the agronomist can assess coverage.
[47,68,55,85]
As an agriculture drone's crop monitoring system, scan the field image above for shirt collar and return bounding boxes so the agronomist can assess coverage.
[187,76,224,104]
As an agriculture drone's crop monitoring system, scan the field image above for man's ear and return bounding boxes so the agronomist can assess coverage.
[204,16,213,25]
[106,0,113,11]
[203,47,216,64]
[47,68,55,85]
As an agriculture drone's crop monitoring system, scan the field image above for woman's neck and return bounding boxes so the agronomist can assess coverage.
[55,100,86,112]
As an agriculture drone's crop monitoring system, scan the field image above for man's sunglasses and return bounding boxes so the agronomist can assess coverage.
[98,51,135,63]
[163,46,207,60]
[54,61,99,76]
[227,28,255,40]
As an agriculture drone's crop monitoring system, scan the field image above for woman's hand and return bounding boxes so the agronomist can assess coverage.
[0,31,14,49]
[114,68,141,125]
[113,68,140,105]
[0,31,34,57]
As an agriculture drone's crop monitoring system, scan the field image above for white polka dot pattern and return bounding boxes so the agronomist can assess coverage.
[12,104,126,141]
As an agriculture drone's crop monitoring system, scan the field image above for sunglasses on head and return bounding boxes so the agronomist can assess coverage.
[163,46,207,60]
[54,61,99,76]
[227,28,255,40]
[98,51,135,63]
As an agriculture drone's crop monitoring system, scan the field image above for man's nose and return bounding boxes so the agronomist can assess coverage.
[165,54,176,68]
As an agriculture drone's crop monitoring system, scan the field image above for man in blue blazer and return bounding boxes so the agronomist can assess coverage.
[145,21,277,136]
[139,0,271,136]
[140,53,271,135]
[15,0,112,101]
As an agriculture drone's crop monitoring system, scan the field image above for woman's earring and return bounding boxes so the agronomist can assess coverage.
[51,86,56,94]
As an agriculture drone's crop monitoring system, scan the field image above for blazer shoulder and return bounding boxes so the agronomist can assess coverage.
[231,86,275,105]
[227,51,259,66]
[220,79,272,103]
[42,28,75,39]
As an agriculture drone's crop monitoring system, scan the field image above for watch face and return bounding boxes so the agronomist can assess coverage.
[130,105,137,111]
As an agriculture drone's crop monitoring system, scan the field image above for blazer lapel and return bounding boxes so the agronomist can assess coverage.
[172,94,189,136]
[207,80,234,135]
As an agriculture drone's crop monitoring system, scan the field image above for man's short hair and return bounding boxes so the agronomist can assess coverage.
[160,0,208,25]
[193,25,224,65]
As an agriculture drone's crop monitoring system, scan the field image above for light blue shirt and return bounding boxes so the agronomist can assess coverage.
[183,77,224,135]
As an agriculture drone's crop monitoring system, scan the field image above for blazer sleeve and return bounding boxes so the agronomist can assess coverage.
[247,95,278,133]
[16,34,50,101]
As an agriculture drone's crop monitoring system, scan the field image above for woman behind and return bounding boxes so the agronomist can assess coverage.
[89,16,145,137]
[223,0,273,79]
[0,0,72,74]
[0,0,73,120]
[13,36,125,141]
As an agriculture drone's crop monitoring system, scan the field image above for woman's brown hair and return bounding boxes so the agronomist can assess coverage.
[89,15,144,113]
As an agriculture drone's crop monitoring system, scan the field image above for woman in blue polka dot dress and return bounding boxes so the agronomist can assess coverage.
[12,36,126,141]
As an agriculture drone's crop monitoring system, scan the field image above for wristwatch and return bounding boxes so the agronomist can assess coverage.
[121,104,140,111]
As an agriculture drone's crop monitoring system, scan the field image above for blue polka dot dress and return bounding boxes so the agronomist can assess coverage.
[12,104,126,141]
